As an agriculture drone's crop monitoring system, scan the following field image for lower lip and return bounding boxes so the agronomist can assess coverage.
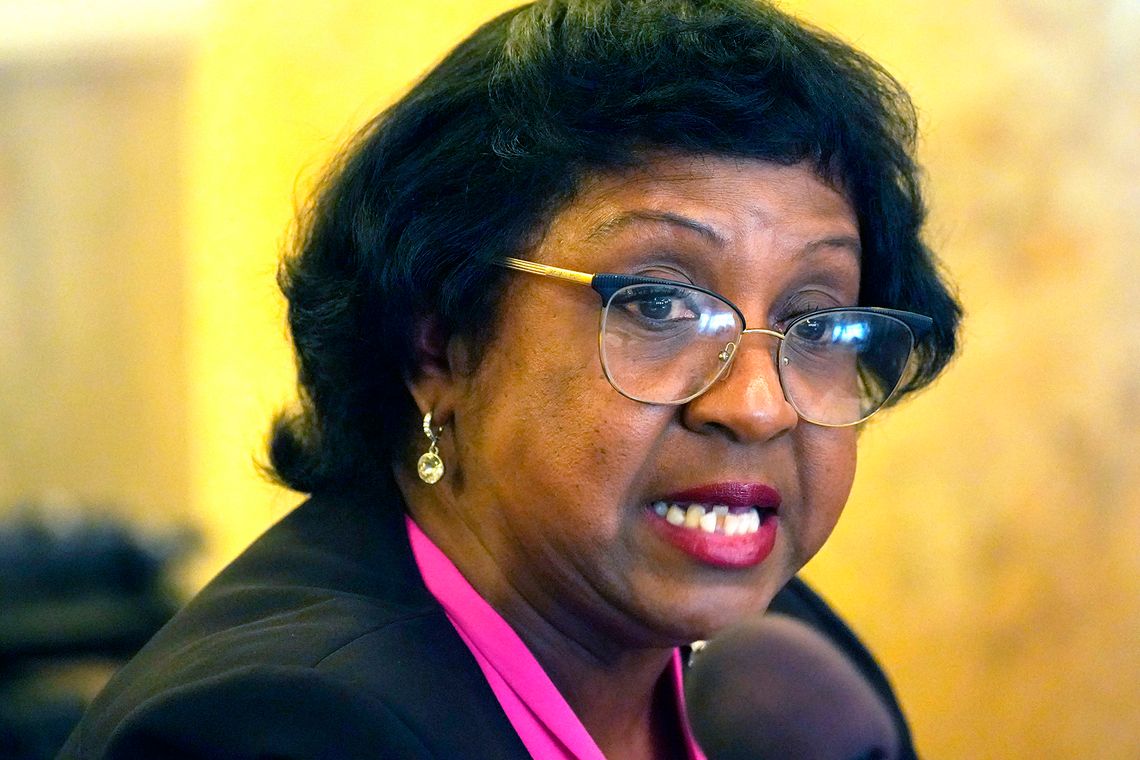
[645,509,778,569]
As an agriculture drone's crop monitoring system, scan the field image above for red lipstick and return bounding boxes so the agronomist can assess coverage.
[645,482,780,569]
[663,483,781,510]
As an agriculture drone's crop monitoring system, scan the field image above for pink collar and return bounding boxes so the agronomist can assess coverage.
[407,517,706,760]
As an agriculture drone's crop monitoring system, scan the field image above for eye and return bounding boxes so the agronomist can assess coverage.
[793,315,828,342]
[777,289,851,331]
[611,285,698,324]
[637,292,687,320]
[788,311,871,350]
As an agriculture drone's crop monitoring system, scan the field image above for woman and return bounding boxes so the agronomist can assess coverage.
[63,0,959,758]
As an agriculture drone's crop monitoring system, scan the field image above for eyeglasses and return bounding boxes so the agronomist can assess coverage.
[497,257,933,427]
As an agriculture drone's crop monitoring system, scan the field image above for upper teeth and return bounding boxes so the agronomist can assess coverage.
[653,501,763,535]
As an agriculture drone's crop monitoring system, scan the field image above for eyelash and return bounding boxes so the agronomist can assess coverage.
[776,294,847,327]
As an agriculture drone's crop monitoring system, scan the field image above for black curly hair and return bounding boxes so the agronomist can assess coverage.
[268,0,962,494]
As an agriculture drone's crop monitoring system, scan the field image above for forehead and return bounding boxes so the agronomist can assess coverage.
[532,154,861,283]
[518,155,861,316]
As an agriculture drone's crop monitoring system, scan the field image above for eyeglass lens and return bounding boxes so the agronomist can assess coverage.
[598,283,915,425]
[780,311,914,425]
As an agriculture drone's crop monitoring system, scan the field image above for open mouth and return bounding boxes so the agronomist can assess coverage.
[649,501,775,536]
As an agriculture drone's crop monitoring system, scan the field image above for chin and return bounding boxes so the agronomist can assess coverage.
[647,573,792,645]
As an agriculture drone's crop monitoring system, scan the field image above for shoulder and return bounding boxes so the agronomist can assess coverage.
[63,491,528,759]
[67,664,434,760]
[64,606,523,759]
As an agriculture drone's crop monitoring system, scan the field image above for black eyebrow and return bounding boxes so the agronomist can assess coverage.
[586,210,726,247]
[803,235,862,258]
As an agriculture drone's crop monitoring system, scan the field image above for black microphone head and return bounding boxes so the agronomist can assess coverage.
[685,613,901,760]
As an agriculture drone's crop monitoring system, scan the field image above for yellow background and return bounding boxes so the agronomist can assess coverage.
[2,1,1138,757]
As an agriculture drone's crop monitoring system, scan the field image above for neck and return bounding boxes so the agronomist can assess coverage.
[403,487,688,760]
[472,548,685,758]
[534,639,688,760]
[486,584,686,760]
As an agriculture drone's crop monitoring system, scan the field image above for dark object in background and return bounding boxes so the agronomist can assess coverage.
[0,505,193,760]
[686,613,901,760]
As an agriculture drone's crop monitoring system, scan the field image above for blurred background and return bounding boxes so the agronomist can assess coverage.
[0,0,1136,757]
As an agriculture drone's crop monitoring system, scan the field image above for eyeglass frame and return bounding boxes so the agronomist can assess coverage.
[496,256,934,427]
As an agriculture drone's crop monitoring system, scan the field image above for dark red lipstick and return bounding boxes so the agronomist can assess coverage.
[645,482,780,569]
[663,483,781,510]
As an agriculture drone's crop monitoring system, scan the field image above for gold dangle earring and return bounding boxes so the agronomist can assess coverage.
[417,411,445,484]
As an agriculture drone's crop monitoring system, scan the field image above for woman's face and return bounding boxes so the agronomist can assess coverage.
[411,154,860,648]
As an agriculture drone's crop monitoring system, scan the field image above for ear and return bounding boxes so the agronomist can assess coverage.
[404,314,468,426]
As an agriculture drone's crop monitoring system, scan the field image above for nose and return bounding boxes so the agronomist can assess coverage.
[680,330,799,442]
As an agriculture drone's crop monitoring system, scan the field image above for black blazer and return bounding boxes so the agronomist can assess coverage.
[61,487,918,759]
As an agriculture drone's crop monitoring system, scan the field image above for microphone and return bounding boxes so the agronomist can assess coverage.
[685,614,901,760]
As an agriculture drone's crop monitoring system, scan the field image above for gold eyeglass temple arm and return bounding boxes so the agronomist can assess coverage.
[499,257,594,286]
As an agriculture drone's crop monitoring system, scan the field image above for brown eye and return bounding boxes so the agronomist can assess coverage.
[637,294,675,320]
[791,316,827,342]
[610,285,696,328]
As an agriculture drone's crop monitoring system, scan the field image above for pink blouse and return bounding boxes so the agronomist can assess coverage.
[406,517,706,760]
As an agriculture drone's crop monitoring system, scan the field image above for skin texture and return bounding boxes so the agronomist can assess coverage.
[399,154,860,759]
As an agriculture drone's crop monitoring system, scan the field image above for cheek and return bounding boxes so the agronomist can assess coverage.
[458,313,651,515]
[794,428,858,560]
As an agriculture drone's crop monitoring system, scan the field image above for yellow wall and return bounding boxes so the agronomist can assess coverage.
[4,1,1134,757]
[0,52,193,531]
